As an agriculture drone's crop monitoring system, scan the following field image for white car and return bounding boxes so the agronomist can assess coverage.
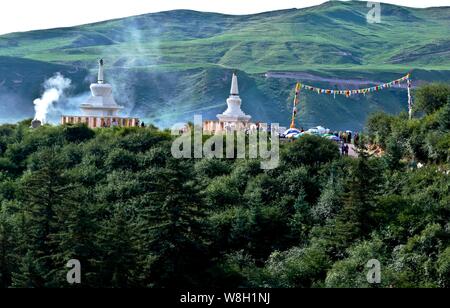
[306,128,319,135]
[307,126,330,135]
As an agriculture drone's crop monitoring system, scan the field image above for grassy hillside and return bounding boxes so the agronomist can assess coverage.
[1,1,450,130]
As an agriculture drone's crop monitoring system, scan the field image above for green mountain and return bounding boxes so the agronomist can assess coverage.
[1,1,450,130]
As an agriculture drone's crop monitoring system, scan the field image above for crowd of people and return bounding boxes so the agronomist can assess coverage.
[333,130,360,145]
[332,131,360,156]
[340,142,350,156]
[328,131,360,143]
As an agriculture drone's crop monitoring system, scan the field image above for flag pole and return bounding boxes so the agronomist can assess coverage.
[407,73,413,120]
[290,83,301,129]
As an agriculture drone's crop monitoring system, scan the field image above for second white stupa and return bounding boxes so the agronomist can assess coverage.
[217,73,251,123]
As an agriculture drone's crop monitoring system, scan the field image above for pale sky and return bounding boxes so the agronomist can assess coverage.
[0,0,449,35]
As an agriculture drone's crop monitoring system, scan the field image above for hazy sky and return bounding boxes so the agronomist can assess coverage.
[0,0,449,35]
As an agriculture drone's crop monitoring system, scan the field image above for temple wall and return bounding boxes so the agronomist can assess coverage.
[203,120,258,134]
[61,116,140,129]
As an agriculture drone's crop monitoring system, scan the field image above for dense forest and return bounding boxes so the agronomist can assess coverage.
[0,84,449,288]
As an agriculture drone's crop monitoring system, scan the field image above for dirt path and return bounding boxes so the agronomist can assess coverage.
[340,143,358,158]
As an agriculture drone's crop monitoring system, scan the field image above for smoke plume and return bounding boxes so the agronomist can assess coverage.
[33,73,71,123]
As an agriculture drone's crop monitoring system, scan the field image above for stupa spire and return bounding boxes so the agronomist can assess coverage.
[98,59,104,84]
[230,72,239,96]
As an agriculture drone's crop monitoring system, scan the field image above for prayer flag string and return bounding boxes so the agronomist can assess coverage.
[290,73,413,128]
[298,74,411,97]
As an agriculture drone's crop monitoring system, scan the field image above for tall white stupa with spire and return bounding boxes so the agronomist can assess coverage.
[203,72,254,133]
[217,73,251,124]
[61,59,139,128]
[80,59,123,117]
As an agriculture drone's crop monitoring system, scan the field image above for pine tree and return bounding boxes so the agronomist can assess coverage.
[330,140,379,256]
[0,203,17,287]
[51,187,100,288]
[289,188,312,244]
[438,99,450,131]
[96,204,139,288]
[12,147,75,287]
[384,137,404,171]
[312,177,343,222]
[138,160,209,288]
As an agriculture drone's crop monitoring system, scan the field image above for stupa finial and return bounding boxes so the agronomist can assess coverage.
[98,59,104,84]
[230,72,239,96]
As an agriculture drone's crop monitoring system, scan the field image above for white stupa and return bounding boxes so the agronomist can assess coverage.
[61,59,139,128]
[80,59,123,117]
[217,73,251,123]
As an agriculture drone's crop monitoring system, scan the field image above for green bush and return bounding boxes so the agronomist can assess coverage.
[62,124,95,143]
[414,83,450,115]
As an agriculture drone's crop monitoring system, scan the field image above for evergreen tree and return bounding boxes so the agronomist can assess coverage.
[330,142,380,256]
[96,204,139,288]
[0,203,17,287]
[289,188,312,244]
[12,147,75,287]
[384,136,404,171]
[438,98,450,131]
[51,187,100,287]
[138,160,209,288]
[312,177,343,222]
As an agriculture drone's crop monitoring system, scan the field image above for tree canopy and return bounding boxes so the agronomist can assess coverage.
[0,84,449,288]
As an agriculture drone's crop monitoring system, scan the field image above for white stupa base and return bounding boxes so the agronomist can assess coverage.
[80,105,123,117]
[217,114,252,123]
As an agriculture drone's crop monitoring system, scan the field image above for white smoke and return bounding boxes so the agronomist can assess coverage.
[33,73,71,123]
